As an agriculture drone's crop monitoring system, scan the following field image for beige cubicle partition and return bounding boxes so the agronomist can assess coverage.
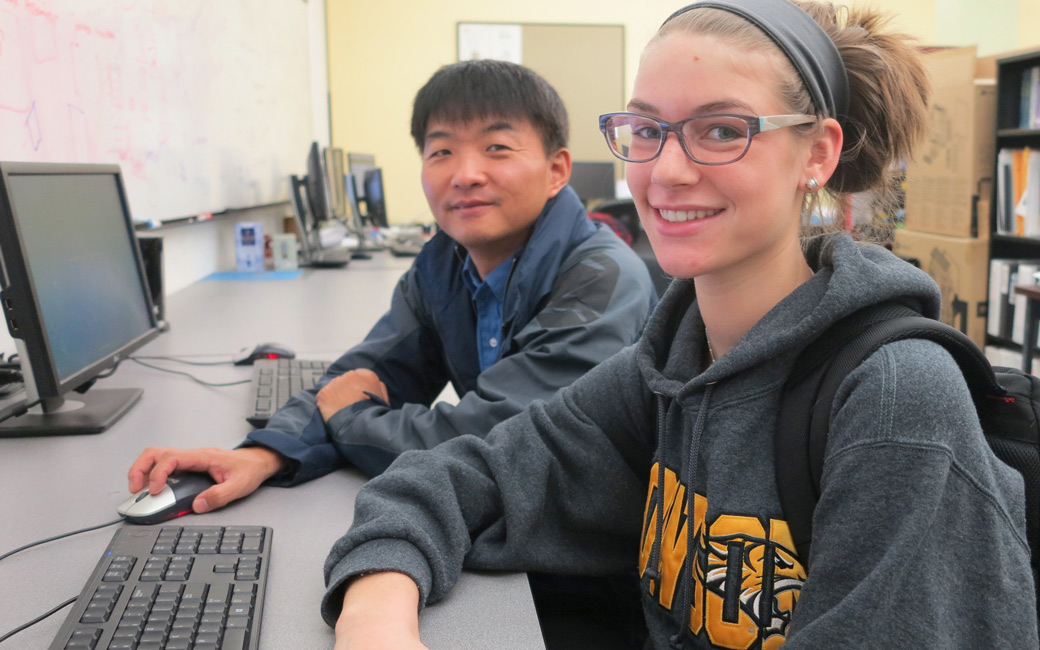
[458,22,625,179]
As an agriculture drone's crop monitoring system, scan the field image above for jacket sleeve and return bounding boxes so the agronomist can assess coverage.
[786,339,1038,648]
[248,244,656,480]
[318,345,656,626]
[243,264,448,483]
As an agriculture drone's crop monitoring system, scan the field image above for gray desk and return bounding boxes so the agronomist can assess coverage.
[0,251,545,649]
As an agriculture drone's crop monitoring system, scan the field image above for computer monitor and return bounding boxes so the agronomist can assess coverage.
[0,161,163,436]
[345,173,364,227]
[306,142,335,226]
[362,168,389,229]
[347,153,377,201]
[324,147,347,220]
[289,142,351,268]
[289,173,350,269]
[569,161,617,205]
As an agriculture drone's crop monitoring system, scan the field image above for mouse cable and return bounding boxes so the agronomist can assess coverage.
[129,358,250,387]
[0,516,125,563]
[0,398,42,425]
[0,595,77,644]
[131,355,234,366]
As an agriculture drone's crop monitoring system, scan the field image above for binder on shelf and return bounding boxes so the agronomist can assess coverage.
[1022,65,1040,129]
[1012,262,1040,344]
[1025,150,1040,236]
[1013,148,1032,236]
[996,148,1040,237]
[998,148,1015,235]
[989,258,1008,337]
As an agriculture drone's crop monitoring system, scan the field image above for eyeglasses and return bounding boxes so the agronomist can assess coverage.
[598,112,816,165]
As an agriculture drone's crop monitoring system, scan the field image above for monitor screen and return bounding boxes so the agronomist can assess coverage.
[0,161,162,435]
[362,168,388,229]
[569,161,617,205]
[345,173,364,226]
[347,153,376,201]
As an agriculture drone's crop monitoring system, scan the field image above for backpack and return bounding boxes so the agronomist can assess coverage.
[776,301,1040,625]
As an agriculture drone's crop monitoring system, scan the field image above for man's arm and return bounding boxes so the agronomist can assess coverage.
[243,264,446,483]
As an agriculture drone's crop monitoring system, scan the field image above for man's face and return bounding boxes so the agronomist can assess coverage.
[420,116,570,275]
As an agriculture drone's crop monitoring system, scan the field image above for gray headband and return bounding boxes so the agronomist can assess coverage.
[664,0,849,121]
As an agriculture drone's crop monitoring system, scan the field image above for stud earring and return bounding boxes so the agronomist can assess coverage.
[805,178,820,192]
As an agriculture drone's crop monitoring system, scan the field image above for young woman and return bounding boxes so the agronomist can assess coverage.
[325,1,1038,648]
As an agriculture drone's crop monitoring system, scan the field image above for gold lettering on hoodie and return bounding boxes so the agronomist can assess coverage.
[640,463,806,648]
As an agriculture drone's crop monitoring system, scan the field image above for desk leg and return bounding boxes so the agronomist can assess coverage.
[1025,298,1038,375]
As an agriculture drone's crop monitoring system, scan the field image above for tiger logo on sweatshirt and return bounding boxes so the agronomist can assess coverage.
[640,463,806,649]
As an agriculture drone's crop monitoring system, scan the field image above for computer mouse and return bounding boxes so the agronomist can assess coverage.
[117,472,217,525]
[233,342,296,366]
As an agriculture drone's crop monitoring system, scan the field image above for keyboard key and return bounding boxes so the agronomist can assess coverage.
[220,628,249,650]
[64,628,101,650]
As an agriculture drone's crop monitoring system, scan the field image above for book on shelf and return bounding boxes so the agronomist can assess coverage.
[1021,65,1040,130]
[988,258,1040,348]
[996,147,1040,237]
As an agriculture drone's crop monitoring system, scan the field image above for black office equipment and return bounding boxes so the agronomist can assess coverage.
[137,236,168,330]
[346,153,377,202]
[118,473,218,525]
[569,161,617,205]
[288,144,351,269]
[305,142,334,227]
[344,172,380,258]
[246,358,332,427]
[46,524,271,650]
[362,168,389,229]
[233,343,296,367]
[0,162,163,436]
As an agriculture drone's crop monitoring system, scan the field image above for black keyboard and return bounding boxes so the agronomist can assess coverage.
[246,358,331,427]
[49,525,271,650]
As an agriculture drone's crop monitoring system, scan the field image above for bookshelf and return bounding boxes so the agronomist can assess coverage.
[989,49,1040,353]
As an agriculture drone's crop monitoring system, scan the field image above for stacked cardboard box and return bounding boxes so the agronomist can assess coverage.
[894,46,996,348]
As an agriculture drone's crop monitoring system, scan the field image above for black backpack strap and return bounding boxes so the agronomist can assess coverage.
[776,303,1004,567]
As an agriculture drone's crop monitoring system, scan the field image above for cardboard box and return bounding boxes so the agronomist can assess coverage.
[893,228,989,347]
[905,47,996,239]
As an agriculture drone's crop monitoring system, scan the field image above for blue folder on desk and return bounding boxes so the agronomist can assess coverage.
[203,270,303,281]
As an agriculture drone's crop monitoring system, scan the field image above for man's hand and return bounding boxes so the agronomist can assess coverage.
[127,446,286,514]
[334,572,426,650]
[316,369,389,422]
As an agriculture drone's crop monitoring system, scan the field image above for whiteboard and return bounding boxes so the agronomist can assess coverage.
[0,0,315,223]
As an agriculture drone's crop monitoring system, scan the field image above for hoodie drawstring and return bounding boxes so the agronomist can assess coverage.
[645,392,670,587]
[669,382,714,650]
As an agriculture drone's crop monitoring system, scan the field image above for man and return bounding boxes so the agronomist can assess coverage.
[128,59,655,518]
[131,59,656,650]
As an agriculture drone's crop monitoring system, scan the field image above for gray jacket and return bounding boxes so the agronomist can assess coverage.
[245,186,657,479]
[322,233,1037,648]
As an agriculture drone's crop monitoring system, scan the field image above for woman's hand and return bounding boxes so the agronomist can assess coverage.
[334,572,427,650]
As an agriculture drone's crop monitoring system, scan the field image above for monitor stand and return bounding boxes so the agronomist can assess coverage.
[0,388,142,437]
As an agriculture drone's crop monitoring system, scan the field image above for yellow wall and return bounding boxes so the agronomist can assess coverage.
[326,0,1028,224]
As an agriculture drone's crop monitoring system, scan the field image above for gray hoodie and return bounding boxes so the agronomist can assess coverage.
[322,233,1038,649]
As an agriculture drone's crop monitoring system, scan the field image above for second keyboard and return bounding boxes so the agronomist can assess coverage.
[246,358,331,427]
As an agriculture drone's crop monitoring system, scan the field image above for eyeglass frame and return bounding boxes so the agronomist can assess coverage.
[598,111,817,166]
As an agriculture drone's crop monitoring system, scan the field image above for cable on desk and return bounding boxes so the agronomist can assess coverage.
[0,516,125,563]
[0,595,77,644]
[129,358,251,387]
[131,355,234,366]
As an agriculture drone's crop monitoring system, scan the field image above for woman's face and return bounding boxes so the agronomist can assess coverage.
[625,32,815,283]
